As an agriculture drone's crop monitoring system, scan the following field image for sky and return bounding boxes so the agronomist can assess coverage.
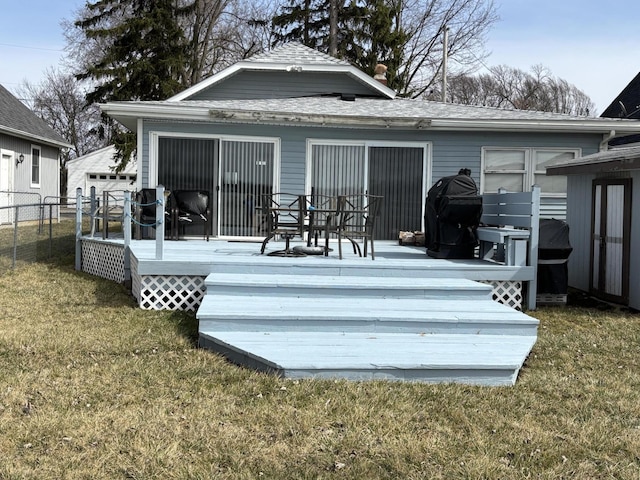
[0,0,638,114]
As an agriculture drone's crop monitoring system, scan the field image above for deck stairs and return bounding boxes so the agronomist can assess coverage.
[196,256,539,386]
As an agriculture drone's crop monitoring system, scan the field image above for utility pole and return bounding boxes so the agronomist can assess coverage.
[442,26,449,103]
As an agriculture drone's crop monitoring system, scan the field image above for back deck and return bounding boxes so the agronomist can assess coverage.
[78,238,538,386]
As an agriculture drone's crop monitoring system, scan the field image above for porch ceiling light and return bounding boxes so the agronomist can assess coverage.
[16,153,24,166]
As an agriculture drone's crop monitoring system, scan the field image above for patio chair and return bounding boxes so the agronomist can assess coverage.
[305,192,339,256]
[134,188,171,240]
[171,190,211,241]
[260,193,306,255]
[335,194,384,260]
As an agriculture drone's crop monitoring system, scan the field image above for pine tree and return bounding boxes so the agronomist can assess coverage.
[75,0,196,169]
[272,0,406,90]
[77,0,195,103]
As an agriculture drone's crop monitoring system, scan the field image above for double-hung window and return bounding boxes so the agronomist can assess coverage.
[31,146,41,188]
[481,147,577,196]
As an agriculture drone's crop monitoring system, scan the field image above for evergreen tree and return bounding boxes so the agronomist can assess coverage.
[75,0,196,169]
[272,0,406,90]
[77,0,195,103]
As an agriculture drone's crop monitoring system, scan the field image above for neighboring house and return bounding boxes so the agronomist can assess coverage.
[546,145,640,309]
[0,83,70,223]
[66,145,137,201]
[100,43,640,240]
[600,71,640,146]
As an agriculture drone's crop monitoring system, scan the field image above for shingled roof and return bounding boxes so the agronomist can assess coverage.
[246,42,351,66]
[170,42,396,102]
[0,83,70,148]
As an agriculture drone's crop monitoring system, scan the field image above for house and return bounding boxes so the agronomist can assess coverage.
[600,71,640,146]
[66,145,137,201]
[0,84,70,222]
[100,43,640,239]
[89,43,640,383]
[546,145,640,309]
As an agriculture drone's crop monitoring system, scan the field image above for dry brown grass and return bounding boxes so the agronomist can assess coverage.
[1,259,640,479]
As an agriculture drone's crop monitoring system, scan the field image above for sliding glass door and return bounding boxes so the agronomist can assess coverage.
[310,142,427,240]
[157,136,277,238]
[219,140,275,236]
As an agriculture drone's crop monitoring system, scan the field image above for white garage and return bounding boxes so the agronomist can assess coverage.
[67,145,137,200]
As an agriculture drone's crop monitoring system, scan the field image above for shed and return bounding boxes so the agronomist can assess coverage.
[547,144,640,308]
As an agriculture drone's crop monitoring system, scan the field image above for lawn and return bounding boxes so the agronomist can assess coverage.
[1,257,639,479]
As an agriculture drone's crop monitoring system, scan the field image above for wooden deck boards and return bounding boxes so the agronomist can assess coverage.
[199,332,536,385]
[118,238,540,385]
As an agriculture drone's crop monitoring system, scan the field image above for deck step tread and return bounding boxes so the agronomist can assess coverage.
[197,295,537,321]
[204,273,492,291]
[201,331,537,369]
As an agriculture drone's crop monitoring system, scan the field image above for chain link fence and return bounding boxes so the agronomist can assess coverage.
[0,195,92,273]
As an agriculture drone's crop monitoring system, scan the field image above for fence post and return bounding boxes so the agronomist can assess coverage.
[123,191,132,284]
[48,204,53,258]
[12,206,19,269]
[75,188,83,271]
[156,185,165,260]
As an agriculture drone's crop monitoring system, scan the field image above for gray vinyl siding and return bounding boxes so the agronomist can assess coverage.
[189,71,379,101]
[143,121,600,184]
[564,174,595,292]
[141,120,602,234]
[0,132,60,202]
[630,171,640,310]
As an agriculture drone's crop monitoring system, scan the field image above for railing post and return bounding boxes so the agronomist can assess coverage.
[90,186,98,237]
[156,185,165,260]
[75,188,83,271]
[123,191,132,284]
[102,190,108,239]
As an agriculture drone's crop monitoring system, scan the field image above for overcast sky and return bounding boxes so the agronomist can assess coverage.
[0,0,638,114]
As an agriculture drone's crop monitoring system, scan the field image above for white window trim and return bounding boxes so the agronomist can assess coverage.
[30,145,41,188]
[305,138,432,199]
[0,149,15,191]
[481,146,580,197]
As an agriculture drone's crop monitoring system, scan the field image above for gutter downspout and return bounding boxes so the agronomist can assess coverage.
[600,130,616,151]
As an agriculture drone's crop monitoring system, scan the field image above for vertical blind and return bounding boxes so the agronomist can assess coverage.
[311,144,425,240]
[220,140,275,236]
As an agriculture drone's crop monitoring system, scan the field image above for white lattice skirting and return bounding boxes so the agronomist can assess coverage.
[131,262,205,312]
[481,280,523,311]
[81,239,125,283]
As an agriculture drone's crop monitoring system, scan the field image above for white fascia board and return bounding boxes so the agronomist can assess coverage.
[0,125,72,149]
[168,62,396,101]
[429,119,640,134]
[102,102,640,135]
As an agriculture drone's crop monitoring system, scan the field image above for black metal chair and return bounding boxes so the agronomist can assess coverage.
[260,193,306,255]
[134,188,171,239]
[306,192,339,256]
[171,190,211,241]
[335,194,384,260]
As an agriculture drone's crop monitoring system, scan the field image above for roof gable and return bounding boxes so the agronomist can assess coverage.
[0,84,70,148]
[601,72,640,119]
[170,42,395,102]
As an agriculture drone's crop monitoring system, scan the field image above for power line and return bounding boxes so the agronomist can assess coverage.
[0,42,64,53]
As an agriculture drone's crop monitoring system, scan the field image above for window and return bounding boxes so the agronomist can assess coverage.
[482,147,576,196]
[30,146,41,187]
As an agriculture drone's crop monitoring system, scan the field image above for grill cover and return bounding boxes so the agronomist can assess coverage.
[425,171,482,259]
[537,218,573,294]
